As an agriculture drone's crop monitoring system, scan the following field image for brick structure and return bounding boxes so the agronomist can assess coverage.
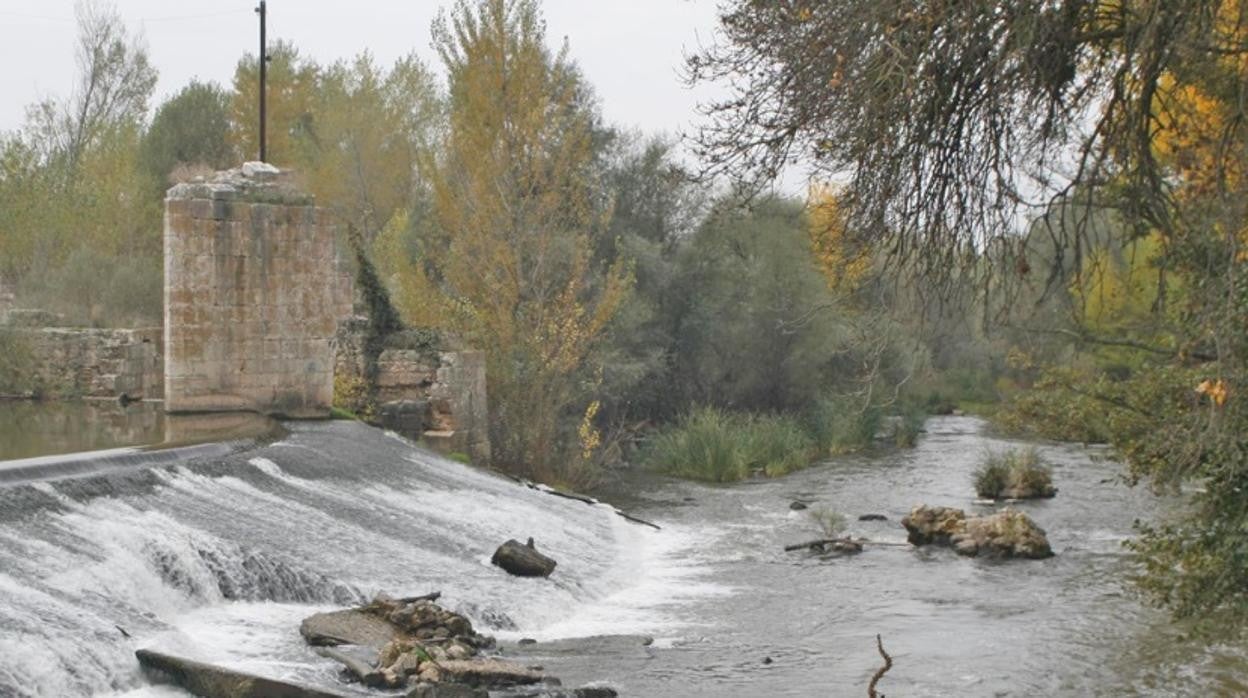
[163,163,352,417]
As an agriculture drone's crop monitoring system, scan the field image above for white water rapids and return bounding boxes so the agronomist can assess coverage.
[0,421,720,697]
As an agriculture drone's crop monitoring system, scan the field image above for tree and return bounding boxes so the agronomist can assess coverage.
[297,52,442,237]
[230,40,318,165]
[397,0,630,482]
[140,80,234,188]
[25,1,156,169]
[689,0,1248,627]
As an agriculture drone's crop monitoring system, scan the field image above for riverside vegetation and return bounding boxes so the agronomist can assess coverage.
[5,0,1248,636]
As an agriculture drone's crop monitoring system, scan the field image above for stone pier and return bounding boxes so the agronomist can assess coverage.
[163,163,351,417]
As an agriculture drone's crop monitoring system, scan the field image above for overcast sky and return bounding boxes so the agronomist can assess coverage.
[0,1,726,145]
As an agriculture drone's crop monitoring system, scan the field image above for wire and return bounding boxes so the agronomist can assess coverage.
[139,8,254,23]
[0,11,73,22]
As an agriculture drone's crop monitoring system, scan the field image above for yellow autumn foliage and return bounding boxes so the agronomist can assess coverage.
[807,184,870,294]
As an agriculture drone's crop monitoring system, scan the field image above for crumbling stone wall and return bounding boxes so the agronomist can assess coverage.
[333,320,491,463]
[0,317,162,398]
[164,163,352,417]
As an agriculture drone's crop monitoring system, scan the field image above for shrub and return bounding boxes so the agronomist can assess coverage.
[804,395,880,454]
[743,414,815,477]
[645,407,818,482]
[646,407,747,482]
[808,506,847,538]
[973,447,1054,499]
[892,408,926,448]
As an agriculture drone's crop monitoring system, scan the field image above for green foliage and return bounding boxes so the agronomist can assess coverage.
[803,395,880,455]
[661,197,852,413]
[892,408,925,448]
[645,407,818,482]
[329,406,359,421]
[743,414,815,477]
[333,369,373,422]
[808,507,847,539]
[0,330,40,396]
[23,247,162,327]
[645,407,748,482]
[973,447,1053,499]
[407,0,631,484]
[139,80,233,188]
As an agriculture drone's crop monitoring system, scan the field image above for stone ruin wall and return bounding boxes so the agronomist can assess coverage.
[332,319,492,463]
[0,310,162,399]
[163,164,353,417]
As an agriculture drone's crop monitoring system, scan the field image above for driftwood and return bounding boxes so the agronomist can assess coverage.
[505,475,663,531]
[313,646,385,687]
[784,537,864,553]
[394,591,441,604]
[778,536,908,554]
[867,634,893,698]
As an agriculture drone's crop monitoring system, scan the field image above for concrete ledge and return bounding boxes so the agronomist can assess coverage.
[136,649,347,698]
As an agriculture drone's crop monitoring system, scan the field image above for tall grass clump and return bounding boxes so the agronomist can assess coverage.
[646,407,748,482]
[804,395,881,454]
[646,407,816,482]
[972,446,1056,499]
[744,414,815,477]
[808,506,847,538]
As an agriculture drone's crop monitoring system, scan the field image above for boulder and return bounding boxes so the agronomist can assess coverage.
[300,609,398,649]
[492,539,557,578]
[900,505,967,546]
[902,505,1053,559]
[858,514,888,521]
[136,649,347,698]
[789,501,808,511]
[436,658,544,687]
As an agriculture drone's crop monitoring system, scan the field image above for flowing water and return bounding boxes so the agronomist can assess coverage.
[0,415,1244,697]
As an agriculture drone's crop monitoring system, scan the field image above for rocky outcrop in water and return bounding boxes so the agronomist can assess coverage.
[902,505,1053,559]
[492,538,557,578]
[298,593,617,696]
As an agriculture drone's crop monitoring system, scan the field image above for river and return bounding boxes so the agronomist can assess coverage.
[0,415,1243,696]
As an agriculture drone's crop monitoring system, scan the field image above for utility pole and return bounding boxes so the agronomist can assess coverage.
[255,1,267,162]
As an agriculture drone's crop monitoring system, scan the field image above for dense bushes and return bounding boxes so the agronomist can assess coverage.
[644,408,811,482]
[972,447,1055,499]
[645,403,909,482]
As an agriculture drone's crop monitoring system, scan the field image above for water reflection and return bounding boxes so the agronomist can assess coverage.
[0,401,282,461]
[0,399,164,460]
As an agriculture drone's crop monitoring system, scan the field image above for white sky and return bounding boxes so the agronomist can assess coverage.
[0,1,723,145]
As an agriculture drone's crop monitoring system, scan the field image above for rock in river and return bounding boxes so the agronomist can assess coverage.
[901,505,1053,559]
[492,538,557,578]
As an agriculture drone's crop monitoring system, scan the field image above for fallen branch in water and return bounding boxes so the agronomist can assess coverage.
[505,475,663,530]
[867,634,892,698]
[784,537,863,553]
[783,538,910,552]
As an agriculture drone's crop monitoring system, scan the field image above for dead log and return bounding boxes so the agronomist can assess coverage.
[492,539,557,577]
[313,646,386,687]
[783,537,864,553]
[395,591,442,604]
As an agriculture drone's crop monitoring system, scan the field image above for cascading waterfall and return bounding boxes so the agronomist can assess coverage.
[0,421,705,697]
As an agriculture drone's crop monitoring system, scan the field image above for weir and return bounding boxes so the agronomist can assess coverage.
[0,421,670,697]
